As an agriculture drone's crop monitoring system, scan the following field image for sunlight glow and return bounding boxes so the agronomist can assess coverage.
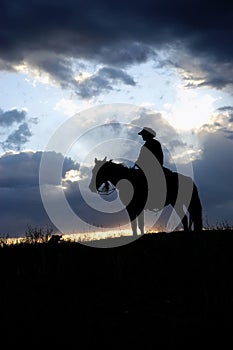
[63,229,134,242]
[74,71,92,82]
[63,169,84,182]
[54,98,79,116]
[13,62,56,86]
[163,86,216,130]
[63,228,160,243]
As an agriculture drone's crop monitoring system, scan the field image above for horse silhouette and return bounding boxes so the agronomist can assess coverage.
[89,157,203,235]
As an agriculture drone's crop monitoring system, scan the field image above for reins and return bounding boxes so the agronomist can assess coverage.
[97,187,116,195]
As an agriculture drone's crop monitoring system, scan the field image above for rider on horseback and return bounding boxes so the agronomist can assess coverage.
[135,127,166,210]
[135,127,164,169]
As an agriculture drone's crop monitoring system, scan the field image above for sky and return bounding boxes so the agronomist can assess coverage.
[0,0,233,237]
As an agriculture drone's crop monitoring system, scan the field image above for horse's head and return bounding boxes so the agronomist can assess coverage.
[89,156,110,193]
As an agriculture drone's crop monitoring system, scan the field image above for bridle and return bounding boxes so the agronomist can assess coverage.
[97,181,116,196]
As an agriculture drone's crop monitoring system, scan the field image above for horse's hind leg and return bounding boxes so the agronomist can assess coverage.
[127,209,138,236]
[193,214,203,231]
[175,205,189,231]
[137,211,144,235]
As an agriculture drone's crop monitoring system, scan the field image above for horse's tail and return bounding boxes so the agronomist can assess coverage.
[188,182,203,231]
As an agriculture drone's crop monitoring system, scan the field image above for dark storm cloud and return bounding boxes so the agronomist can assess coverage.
[28,53,76,89]
[0,151,79,187]
[75,67,136,98]
[0,108,26,127]
[182,61,233,91]
[2,122,32,151]
[225,131,233,140]
[0,1,158,64]
[92,43,156,67]
[26,53,136,97]
[0,150,130,236]
[0,0,233,92]
[0,108,38,151]
[0,151,80,236]
[193,129,233,226]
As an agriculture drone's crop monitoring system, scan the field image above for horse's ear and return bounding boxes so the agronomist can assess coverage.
[94,157,98,163]
[103,156,107,162]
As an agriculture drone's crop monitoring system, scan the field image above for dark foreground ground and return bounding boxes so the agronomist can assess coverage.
[1,230,233,348]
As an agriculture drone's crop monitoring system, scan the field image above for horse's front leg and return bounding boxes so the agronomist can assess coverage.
[181,214,189,231]
[131,218,138,236]
[127,209,138,236]
[175,205,189,231]
[137,211,144,235]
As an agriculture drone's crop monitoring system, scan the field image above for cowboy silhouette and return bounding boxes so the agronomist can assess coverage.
[135,127,165,209]
[135,127,164,169]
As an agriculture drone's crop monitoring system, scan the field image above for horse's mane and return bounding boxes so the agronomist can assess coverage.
[108,160,130,169]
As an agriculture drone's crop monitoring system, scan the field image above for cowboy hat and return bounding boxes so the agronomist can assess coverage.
[138,127,156,137]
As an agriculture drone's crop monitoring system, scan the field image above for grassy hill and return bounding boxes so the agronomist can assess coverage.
[1,230,233,347]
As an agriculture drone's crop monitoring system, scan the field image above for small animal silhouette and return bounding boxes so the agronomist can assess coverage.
[49,234,62,243]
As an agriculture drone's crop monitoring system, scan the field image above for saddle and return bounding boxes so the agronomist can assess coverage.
[131,165,175,183]
[131,166,176,210]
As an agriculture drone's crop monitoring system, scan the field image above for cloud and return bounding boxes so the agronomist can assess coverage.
[1,123,32,151]
[0,151,79,187]
[216,106,233,123]
[92,42,156,67]
[129,107,233,226]
[130,108,192,165]
[0,0,233,93]
[0,108,26,127]
[54,98,79,116]
[19,53,137,98]
[0,120,233,237]
[75,66,136,98]
[0,108,38,152]
[179,59,233,92]
[217,106,233,112]
[64,106,192,167]
[0,151,81,236]
[192,117,233,225]
[0,150,132,236]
